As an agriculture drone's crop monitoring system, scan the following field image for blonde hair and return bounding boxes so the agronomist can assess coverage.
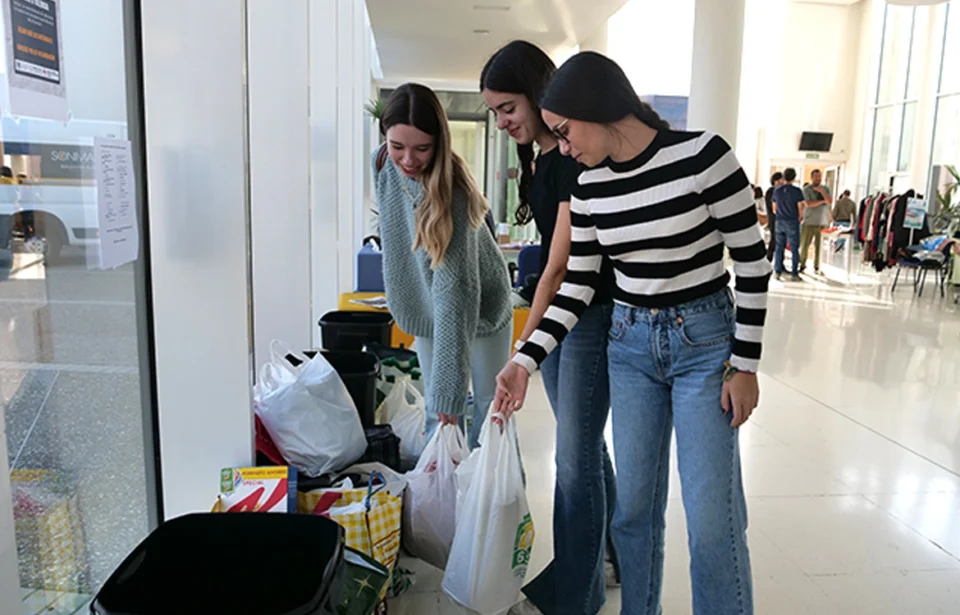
[381,83,488,267]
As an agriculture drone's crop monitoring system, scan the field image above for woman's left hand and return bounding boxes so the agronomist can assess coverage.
[722,371,759,429]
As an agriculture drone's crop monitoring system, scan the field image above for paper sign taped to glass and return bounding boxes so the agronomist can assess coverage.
[94,137,141,269]
[2,0,70,121]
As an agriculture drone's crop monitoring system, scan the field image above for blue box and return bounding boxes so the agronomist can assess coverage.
[356,244,385,292]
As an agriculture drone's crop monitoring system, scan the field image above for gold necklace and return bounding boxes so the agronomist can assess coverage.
[400,177,422,206]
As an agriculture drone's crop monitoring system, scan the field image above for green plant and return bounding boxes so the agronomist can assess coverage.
[364,98,385,120]
[933,164,960,235]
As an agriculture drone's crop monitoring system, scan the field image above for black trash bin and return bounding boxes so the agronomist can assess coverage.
[91,513,345,615]
[319,311,394,352]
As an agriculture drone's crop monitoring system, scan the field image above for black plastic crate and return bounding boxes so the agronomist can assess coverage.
[91,513,345,615]
[319,311,394,352]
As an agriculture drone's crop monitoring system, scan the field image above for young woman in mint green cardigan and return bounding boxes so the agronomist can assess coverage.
[373,83,513,448]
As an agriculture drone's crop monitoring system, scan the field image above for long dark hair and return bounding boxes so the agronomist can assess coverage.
[379,84,487,266]
[480,41,556,226]
[541,51,670,131]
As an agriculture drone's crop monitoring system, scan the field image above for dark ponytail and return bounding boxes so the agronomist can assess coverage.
[515,143,536,225]
[543,51,670,131]
[481,41,557,226]
[635,101,670,131]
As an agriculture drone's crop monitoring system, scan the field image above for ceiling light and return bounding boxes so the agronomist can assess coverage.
[473,29,491,35]
[473,4,511,11]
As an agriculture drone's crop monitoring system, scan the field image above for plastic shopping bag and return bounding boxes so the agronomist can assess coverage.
[442,414,534,614]
[375,376,427,466]
[401,425,469,570]
[255,341,366,477]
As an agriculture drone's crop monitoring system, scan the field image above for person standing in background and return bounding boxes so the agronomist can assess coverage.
[373,83,513,449]
[481,40,619,615]
[773,168,805,281]
[833,189,857,224]
[765,172,784,261]
[800,169,832,274]
[753,186,768,227]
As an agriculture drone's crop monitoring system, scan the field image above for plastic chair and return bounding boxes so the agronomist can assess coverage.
[514,245,542,288]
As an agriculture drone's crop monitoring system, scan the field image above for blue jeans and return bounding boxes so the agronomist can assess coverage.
[416,321,513,449]
[523,303,617,615]
[608,289,753,615]
[774,219,801,276]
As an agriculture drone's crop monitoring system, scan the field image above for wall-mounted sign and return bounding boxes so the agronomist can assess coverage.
[39,143,95,179]
[805,152,821,160]
[2,0,69,121]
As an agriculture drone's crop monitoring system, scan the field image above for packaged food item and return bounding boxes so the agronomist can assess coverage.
[217,466,297,513]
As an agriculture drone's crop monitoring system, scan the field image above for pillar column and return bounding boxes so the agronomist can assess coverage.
[688,0,747,147]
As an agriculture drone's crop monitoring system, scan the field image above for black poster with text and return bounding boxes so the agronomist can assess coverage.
[10,0,60,85]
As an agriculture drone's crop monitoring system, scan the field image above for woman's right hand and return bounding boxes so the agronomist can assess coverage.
[495,361,531,419]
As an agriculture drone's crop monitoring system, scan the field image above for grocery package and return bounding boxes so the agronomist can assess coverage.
[216,466,297,513]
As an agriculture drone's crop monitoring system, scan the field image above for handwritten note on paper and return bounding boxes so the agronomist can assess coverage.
[94,137,140,269]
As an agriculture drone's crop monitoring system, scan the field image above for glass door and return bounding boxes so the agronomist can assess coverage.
[1,2,158,613]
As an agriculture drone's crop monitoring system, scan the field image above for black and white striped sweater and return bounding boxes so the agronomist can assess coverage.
[514,130,772,374]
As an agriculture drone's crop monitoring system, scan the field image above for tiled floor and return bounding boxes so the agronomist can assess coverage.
[389,263,960,614]
[20,588,91,615]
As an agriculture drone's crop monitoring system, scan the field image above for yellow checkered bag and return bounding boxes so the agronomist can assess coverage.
[298,484,402,574]
[11,469,90,593]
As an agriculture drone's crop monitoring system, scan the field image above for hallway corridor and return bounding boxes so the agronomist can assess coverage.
[391,270,960,614]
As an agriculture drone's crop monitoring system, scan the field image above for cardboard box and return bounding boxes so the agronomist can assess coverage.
[218,466,297,513]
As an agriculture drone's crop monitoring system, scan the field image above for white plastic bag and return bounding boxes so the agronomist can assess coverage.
[442,413,534,614]
[255,341,367,477]
[402,425,469,570]
[376,376,427,466]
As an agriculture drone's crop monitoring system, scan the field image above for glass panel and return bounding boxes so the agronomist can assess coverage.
[898,102,917,172]
[941,4,960,93]
[933,94,960,169]
[449,120,484,187]
[877,6,914,104]
[906,9,928,100]
[0,2,153,612]
[869,106,901,191]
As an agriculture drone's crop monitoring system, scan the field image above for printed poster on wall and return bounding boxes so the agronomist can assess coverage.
[94,137,140,269]
[904,198,927,230]
[2,0,69,121]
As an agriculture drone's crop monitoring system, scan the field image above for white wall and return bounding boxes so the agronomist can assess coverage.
[606,0,695,97]
[849,0,886,194]
[737,0,790,181]
[140,0,255,519]
[248,0,313,367]
[769,1,865,164]
[249,0,380,370]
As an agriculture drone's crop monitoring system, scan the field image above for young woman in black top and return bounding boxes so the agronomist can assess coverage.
[481,41,617,615]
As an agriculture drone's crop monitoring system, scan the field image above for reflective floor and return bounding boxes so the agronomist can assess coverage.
[389,262,960,614]
[2,250,151,613]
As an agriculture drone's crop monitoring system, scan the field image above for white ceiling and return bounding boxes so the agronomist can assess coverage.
[366,0,633,83]
[790,0,863,5]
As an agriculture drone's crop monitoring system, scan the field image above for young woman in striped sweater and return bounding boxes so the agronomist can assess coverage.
[481,41,618,615]
[496,53,772,615]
